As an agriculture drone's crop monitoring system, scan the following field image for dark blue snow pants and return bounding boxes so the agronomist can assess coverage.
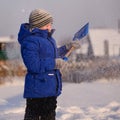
[24,97,57,120]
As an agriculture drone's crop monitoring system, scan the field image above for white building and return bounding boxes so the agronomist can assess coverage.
[0,36,15,43]
[0,36,20,59]
[89,29,120,56]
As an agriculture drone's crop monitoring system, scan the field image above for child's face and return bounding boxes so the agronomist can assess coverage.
[40,23,52,32]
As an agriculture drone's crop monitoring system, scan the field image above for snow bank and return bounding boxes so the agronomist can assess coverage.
[58,81,120,107]
[57,102,120,120]
[0,78,120,120]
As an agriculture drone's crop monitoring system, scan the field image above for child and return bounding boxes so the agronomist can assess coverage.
[18,9,80,120]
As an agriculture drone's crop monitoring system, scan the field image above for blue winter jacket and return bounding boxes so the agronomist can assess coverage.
[18,23,68,98]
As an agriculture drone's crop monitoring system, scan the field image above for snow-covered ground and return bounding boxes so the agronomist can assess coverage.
[0,77,120,120]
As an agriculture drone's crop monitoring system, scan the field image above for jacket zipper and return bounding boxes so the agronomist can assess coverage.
[47,38,57,58]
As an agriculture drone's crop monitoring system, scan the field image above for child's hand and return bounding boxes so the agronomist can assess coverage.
[66,41,81,50]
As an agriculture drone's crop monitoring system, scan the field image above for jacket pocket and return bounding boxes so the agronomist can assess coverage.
[34,72,57,97]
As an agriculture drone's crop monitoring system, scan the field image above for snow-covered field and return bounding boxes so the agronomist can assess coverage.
[0,77,120,120]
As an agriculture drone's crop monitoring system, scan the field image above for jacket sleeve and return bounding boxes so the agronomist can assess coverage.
[57,45,69,58]
[21,39,55,73]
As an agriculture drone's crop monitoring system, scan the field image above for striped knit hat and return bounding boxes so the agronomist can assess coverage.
[29,9,53,29]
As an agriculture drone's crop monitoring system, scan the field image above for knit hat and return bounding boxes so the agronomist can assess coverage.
[29,9,53,29]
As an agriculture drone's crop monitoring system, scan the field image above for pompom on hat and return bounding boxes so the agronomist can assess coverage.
[29,9,53,29]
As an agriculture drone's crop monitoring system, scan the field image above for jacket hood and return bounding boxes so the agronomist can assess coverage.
[18,23,55,44]
[18,23,31,44]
